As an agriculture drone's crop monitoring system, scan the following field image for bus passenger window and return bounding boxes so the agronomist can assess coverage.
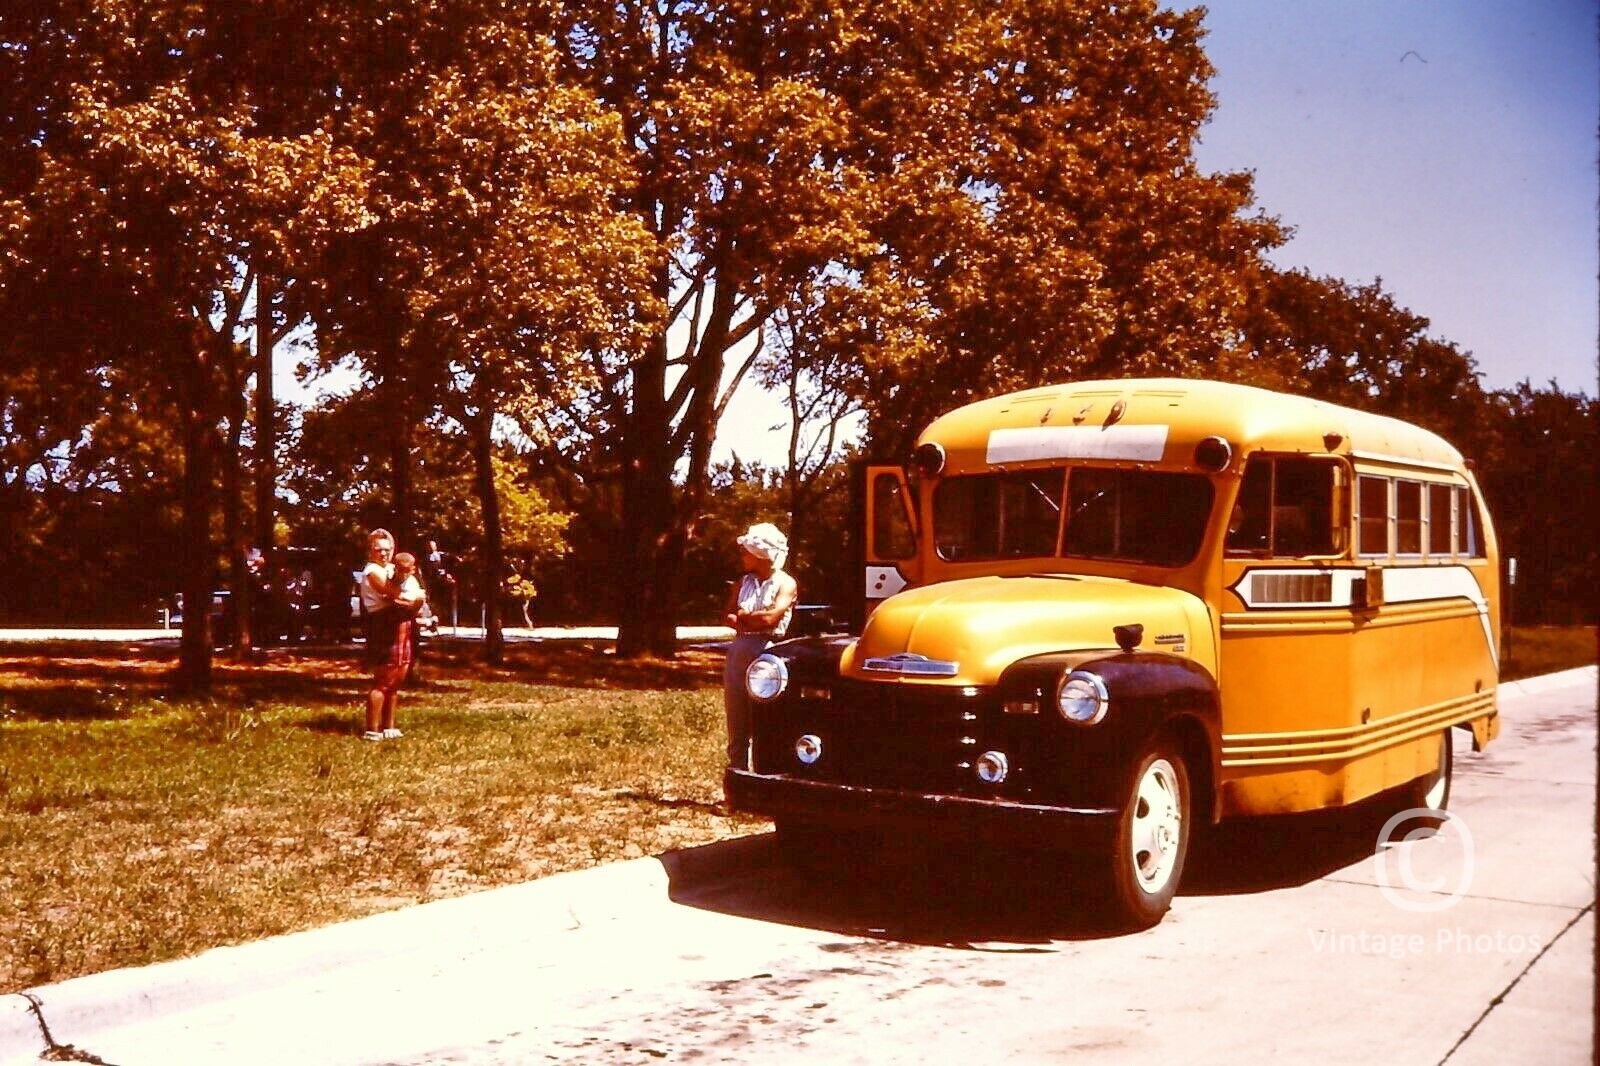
[1396,481,1423,555]
[1428,484,1453,556]
[1358,476,1390,556]
[1458,486,1483,557]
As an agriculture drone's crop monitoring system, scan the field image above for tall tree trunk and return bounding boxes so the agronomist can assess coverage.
[176,339,219,691]
[224,386,253,657]
[253,271,275,556]
[616,326,676,658]
[469,403,505,666]
[655,274,736,656]
[384,332,415,550]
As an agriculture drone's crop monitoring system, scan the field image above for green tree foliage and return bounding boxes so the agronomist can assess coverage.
[546,0,1284,655]
[297,12,658,663]
[1,2,1589,649]
[1248,268,1489,446]
[0,372,185,623]
[1472,384,1598,626]
[0,2,379,684]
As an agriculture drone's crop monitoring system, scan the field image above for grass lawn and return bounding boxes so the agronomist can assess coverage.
[0,625,1591,994]
[0,638,764,994]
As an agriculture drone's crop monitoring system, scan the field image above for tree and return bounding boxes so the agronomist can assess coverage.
[544,0,1283,654]
[1247,268,1488,445]
[1472,383,1598,626]
[1,2,377,686]
[302,19,659,664]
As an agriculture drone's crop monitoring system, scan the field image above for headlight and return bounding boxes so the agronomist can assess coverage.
[745,654,789,701]
[1056,670,1109,724]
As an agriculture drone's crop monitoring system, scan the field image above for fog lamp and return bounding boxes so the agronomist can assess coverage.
[975,750,1009,784]
[795,734,823,765]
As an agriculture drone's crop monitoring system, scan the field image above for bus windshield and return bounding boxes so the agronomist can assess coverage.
[934,467,1214,567]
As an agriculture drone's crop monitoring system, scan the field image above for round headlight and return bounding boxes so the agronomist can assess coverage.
[745,654,789,701]
[1057,670,1109,724]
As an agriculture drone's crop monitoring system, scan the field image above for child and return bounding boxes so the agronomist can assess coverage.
[363,551,428,741]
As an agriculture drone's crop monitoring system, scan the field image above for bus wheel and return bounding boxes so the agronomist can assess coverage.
[1391,730,1453,835]
[1106,744,1191,929]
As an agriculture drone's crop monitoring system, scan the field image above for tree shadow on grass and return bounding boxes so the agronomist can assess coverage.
[401,640,725,692]
[0,638,725,727]
[295,711,364,737]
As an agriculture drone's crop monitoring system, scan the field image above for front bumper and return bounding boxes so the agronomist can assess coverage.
[725,767,1118,848]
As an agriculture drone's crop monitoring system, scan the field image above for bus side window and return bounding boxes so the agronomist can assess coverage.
[1458,485,1484,558]
[1227,456,1339,557]
[1358,475,1390,556]
[1427,483,1453,556]
[1396,481,1423,555]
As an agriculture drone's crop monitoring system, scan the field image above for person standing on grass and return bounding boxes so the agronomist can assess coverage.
[359,528,397,660]
[722,523,798,769]
[364,551,427,742]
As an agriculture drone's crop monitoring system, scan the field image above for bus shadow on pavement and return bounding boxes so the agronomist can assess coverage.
[661,797,1398,945]
[660,832,1214,947]
[1182,798,1395,895]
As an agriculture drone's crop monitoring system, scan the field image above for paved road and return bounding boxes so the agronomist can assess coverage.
[2,668,1593,1065]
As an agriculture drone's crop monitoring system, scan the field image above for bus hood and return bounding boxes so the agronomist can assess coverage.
[839,574,1214,686]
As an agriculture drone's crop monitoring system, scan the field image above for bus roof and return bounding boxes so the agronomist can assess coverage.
[919,378,1467,473]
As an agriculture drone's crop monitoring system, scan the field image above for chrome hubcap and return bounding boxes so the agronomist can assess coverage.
[1130,758,1182,893]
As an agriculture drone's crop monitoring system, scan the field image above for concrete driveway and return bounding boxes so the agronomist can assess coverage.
[2,667,1593,1065]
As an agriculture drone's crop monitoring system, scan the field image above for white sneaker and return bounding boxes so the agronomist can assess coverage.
[382,728,403,740]
[361,730,384,742]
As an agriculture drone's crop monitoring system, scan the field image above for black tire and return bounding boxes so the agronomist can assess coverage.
[1104,742,1192,929]
[1387,729,1453,837]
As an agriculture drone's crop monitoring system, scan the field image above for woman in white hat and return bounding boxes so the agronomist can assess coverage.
[722,522,799,768]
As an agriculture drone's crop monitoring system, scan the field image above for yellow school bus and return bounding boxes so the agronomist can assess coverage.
[724,378,1500,927]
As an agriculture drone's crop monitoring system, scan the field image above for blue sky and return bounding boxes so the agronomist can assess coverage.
[1192,0,1598,395]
